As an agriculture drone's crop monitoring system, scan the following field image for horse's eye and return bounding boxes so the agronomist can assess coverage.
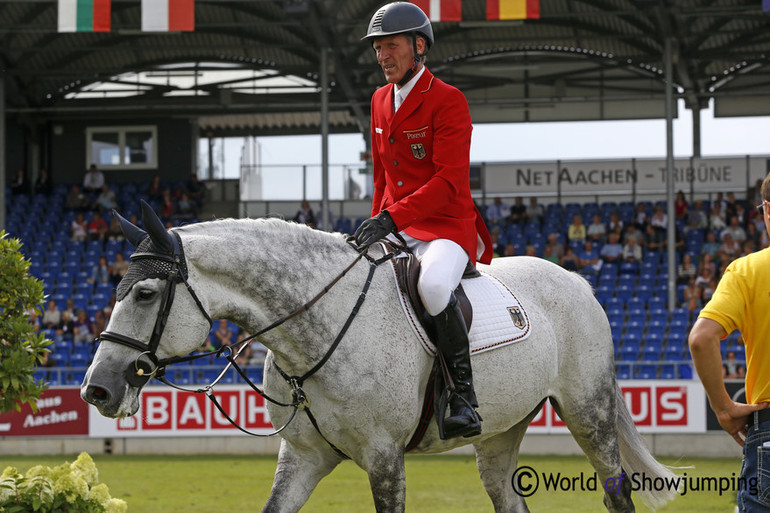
[137,289,156,301]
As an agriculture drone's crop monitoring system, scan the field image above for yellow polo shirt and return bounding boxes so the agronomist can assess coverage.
[699,248,770,404]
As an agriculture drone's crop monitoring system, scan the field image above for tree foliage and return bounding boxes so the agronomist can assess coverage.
[0,230,50,413]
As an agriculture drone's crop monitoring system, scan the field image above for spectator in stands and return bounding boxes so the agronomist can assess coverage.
[701,277,717,304]
[650,204,668,233]
[642,224,664,253]
[92,309,107,335]
[607,211,624,236]
[560,246,579,272]
[293,200,317,228]
[109,253,129,286]
[89,256,110,285]
[709,203,727,231]
[746,222,761,249]
[677,252,698,285]
[634,203,649,231]
[213,319,234,348]
[10,168,28,195]
[750,178,764,207]
[622,223,644,246]
[82,164,105,194]
[701,231,721,260]
[599,232,623,264]
[34,168,52,195]
[42,300,62,330]
[674,190,688,221]
[687,200,709,231]
[235,337,253,367]
[106,216,124,241]
[587,214,607,243]
[724,192,738,220]
[65,184,90,211]
[509,197,526,225]
[485,197,510,224]
[524,245,537,257]
[186,174,206,209]
[735,203,749,229]
[718,232,741,264]
[87,211,108,241]
[567,215,586,245]
[695,262,714,289]
[70,213,87,242]
[160,191,176,219]
[699,252,717,278]
[578,240,602,275]
[722,216,747,244]
[723,352,745,380]
[56,309,75,340]
[546,233,564,261]
[94,185,119,212]
[742,240,756,258]
[147,175,165,203]
[62,298,76,321]
[682,276,702,311]
[72,308,94,345]
[622,236,642,265]
[542,245,559,265]
[174,193,197,220]
[525,197,544,225]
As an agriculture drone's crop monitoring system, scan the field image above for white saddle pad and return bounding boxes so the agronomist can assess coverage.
[389,261,531,356]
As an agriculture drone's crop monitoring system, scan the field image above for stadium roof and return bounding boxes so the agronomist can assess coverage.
[1,0,769,137]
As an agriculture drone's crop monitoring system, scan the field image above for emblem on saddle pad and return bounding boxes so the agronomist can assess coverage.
[507,306,526,330]
[410,143,426,160]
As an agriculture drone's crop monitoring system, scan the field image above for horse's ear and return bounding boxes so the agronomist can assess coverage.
[140,200,174,254]
[114,209,147,248]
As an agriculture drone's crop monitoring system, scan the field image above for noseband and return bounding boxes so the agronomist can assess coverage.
[97,231,213,387]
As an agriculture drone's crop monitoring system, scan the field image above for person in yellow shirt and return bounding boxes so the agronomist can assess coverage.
[689,174,770,512]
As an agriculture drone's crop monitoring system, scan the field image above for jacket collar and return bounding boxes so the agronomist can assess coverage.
[383,68,435,128]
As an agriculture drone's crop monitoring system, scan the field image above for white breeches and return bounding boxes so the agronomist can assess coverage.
[394,233,469,316]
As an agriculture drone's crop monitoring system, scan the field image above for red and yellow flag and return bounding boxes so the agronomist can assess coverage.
[487,0,540,20]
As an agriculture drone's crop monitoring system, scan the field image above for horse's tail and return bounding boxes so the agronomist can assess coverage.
[615,384,680,510]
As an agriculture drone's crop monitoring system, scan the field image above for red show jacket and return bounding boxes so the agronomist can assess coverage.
[369,68,493,265]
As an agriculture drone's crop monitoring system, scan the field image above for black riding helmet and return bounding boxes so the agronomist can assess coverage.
[362,2,434,86]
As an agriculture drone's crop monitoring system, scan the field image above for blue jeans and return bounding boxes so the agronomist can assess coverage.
[738,418,770,512]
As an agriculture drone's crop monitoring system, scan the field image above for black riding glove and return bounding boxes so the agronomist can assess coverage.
[354,211,397,250]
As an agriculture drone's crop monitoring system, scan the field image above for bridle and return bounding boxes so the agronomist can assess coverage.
[96,232,404,449]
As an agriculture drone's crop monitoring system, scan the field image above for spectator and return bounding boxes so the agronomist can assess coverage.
[62,298,76,321]
[509,197,526,225]
[682,276,702,309]
[72,309,94,345]
[599,232,623,264]
[607,212,624,236]
[34,168,53,195]
[718,233,741,264]
[65,184,90,211]
[699,252,717,278]
[93,310,107,335]
[502,243,516,257]
[578,240,602,275]
[293,200,317,228]
[525,197,544,224]
[70,213,87,242]
[106,216,124,241]
[721,216,747,244]
[147,175,165,203]
[701,231,721,260]
[724,192,738,220]
[687,200,709,231]
[82,164,105,193]
[622,236,642,264]
[10,168,28,195]
[586,214,607,243]
[56,309,75,339]
[94,185,119,212]
[186,174,206,209]
[674,191,689,221]
[109,253,129,286]
[702,277,717,304]
[87,211,108,241]
[89,256,110,284]
[709,203,727,231]
[213,319,234,348]
[642,224,664,253]
[634,203,649,231]
[542,245,559,265]
[160,191,175,219]
[622,224,644,246]
[746,222,761,249]
[695,263,714,290]
[650,204,667,233]
[560,246,579,272]
[723,351,745,380]
[485,197,510,224]
[524,245,537,257]
[174,193,197,220]
[545,233,564,261]
[567,215,586,245]
[42,300,62,330]
[676,253,697,285]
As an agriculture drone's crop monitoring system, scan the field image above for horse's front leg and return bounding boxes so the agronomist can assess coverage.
[261,438,341,513]
[362,446,407,513]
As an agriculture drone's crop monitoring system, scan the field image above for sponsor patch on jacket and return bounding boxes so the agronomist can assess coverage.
[410,143,426,160]
[375,127,383,134]
[403,126,428,140]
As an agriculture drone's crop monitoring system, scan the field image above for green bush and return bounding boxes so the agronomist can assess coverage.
[0,452,128,512]
[0,230,51,413]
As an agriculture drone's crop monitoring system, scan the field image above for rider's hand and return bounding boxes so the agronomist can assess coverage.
[354,211,397,250]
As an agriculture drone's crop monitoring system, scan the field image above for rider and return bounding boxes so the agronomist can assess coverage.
[356,2,493,439]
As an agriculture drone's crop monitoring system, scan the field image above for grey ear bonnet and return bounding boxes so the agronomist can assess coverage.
[114,201,188,301]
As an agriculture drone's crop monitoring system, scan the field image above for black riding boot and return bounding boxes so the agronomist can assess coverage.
[433,294,482,439]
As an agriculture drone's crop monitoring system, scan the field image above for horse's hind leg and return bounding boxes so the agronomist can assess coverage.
[261,438,341,513]
[551,388,634,513]
[362,445,406,513]
[474,403,544,513]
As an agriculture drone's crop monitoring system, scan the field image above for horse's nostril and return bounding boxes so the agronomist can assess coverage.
[85,385,110,404]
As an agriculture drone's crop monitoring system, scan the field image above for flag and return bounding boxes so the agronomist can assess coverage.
[764,0,770,12]
[142,0,195,32]
[487,0,540,20]
[58,0,111,33]
[410,0,461,22]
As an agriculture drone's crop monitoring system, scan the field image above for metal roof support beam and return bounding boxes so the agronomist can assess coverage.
[0,74,5,231]
[321,46,330,231]
[664,37,676,313]
[692,104,701,158]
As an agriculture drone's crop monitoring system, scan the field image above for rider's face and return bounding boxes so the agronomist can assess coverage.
[373,34,423,84]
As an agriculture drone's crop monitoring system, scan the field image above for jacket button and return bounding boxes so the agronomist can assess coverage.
[389,138,395,143]
[393,160,398,166]
[397,181,404,187]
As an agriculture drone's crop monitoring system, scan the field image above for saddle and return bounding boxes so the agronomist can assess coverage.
[381,241,481,448]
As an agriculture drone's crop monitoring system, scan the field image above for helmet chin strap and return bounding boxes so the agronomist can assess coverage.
[397,35,423,87]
